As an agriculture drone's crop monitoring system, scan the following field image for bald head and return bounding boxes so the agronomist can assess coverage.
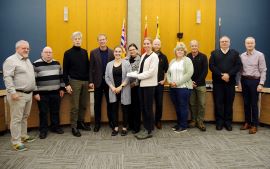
[190,40,199,54]
[245,37,256,52]
[41,46,53,63]
[153,38,161,52]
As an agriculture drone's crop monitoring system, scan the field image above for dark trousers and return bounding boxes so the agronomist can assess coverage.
[111,94,129,128]
[94,80,112,125]
[213,82,235,127]
[170,88,190,129]
[241,78,260,127]
[128,86,141,131]
[154,84,164,123]
[37,93,61,133]
[139,87,155,132]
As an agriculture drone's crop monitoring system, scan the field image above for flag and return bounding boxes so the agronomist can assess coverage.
[144,16,148,38]
[142,16,148,53]
[156,16,160,39]
[120,19,127,57]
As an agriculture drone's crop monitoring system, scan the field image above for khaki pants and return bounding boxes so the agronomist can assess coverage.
[189,86,206,123]
[7,92,32,145]
[69,79,89,128]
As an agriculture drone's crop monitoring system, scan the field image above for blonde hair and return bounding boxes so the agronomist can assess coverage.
[144,37,152,43]
[174,42,187,55]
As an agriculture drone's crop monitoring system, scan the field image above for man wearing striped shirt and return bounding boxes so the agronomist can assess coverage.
[33,46,65,139]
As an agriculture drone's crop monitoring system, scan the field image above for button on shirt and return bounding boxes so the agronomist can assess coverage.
[240,49,267,84]
[3,53,36,94]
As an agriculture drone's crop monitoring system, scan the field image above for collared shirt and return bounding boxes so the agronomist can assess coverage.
[240,49,267,84]
[3,53,36,94]
[221,48,229,54]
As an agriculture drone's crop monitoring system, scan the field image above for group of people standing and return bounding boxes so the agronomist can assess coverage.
[2,32,267,151]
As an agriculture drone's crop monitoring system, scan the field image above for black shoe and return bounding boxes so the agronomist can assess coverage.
[132,130,140,134]
[39,132,47,139]
[121,130,128,136]
[109,121,114,129]
[224,125,232,131]
[77,121,91,131]
[111,130,118,136]
[51,128,64,134]
[216,125,223,130]
[72,128,81,137]
[94,124,100,132]
[172,125,180,131]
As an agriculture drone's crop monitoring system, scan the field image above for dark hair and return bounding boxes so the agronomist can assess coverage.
[128,43,138,50]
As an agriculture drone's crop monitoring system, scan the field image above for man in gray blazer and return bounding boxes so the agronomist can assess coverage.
[89,34,114,132]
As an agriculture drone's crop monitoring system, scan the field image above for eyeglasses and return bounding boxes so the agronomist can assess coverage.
[21,47,30,50]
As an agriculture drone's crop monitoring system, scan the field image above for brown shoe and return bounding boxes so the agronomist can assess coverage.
[188,120,196,128]
[155,121,162,129]
[240,123,251,130]
[249,126,257,134]
[197,121,206,132]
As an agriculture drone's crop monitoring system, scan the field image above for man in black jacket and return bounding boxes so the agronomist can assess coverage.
[187,40,208,131]
[152,38,168,129]
[209,36,242,131]
[89,34,114,132]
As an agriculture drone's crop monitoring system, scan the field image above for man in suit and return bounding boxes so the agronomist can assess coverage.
[89,34,114,132]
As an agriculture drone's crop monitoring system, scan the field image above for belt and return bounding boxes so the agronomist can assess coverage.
[242,75,260,80]
[16,90,33,94]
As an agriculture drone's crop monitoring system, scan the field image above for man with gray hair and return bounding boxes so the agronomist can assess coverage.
[63,31,91,137]
[3,40,36,151]
[209,36,242,131]
[187,40,208,131]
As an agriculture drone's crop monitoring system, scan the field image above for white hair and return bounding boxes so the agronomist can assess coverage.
[15,40,29,49]
[72,31,82,39]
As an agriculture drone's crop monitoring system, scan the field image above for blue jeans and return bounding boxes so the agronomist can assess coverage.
[170,88,191,129]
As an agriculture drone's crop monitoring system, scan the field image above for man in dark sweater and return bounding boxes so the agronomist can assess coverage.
[187,40,208,131]
[89,34,114,132]
[33,47,65,139]
[152,38,168,129]
[63,32,91,137]
[209,36,242,131]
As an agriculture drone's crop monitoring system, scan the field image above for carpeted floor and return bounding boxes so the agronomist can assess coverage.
[0,123,270,169]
